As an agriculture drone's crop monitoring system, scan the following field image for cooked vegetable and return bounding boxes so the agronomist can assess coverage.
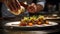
[19,15,49,26]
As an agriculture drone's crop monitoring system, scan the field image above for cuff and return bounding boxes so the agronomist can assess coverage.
[37,2,45,8]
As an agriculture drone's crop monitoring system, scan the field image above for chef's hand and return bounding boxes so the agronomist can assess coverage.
[27,3,37,13]
[3,0,25,15]
[27,3,43,13]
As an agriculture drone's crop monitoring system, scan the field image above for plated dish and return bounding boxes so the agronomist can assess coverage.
[5,16,58,27]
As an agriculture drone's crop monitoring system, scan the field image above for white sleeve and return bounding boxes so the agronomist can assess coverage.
[37,0,46,8]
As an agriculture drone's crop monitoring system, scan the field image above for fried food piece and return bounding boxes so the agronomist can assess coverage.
[46,21,49,24]
[19,23,26,26]
[37,22,42,25]
[28,23,33,26]
[38,15,45,20]
[19,20,27,26]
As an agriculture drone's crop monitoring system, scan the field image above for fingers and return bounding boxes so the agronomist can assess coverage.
[27,3,44,13]
[4,0,26,15]
[4,0,21,11]
[4,0,14,11]
[14,0,21,9]
[11,0,20,11]
[27,6,37,13]
[28,6,35,13]
[27,3,37,13]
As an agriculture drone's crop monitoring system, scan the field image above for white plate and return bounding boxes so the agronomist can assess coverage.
[5,21,58,27]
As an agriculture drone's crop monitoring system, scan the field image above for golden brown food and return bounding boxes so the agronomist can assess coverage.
[28,23,33,26]
[46,21,49,24]
[37,21,42,25]
[19,15,49,26]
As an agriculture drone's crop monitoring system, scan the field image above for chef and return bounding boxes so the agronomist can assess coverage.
[1,0,49,34]
[1,0,45,17]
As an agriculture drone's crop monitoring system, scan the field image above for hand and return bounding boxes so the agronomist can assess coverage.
[27,3,43,13]
[4,0,25,15]
[27,3,37,13]
[4,0,21,11]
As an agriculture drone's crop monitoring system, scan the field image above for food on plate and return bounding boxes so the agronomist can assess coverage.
[28,23,33,26]
[19,15,49,26]
[37,21,41,25]
[19,20,27,26]
[46,21,49,24]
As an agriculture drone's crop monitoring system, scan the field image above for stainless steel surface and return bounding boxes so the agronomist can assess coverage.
[4,31,48,34]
